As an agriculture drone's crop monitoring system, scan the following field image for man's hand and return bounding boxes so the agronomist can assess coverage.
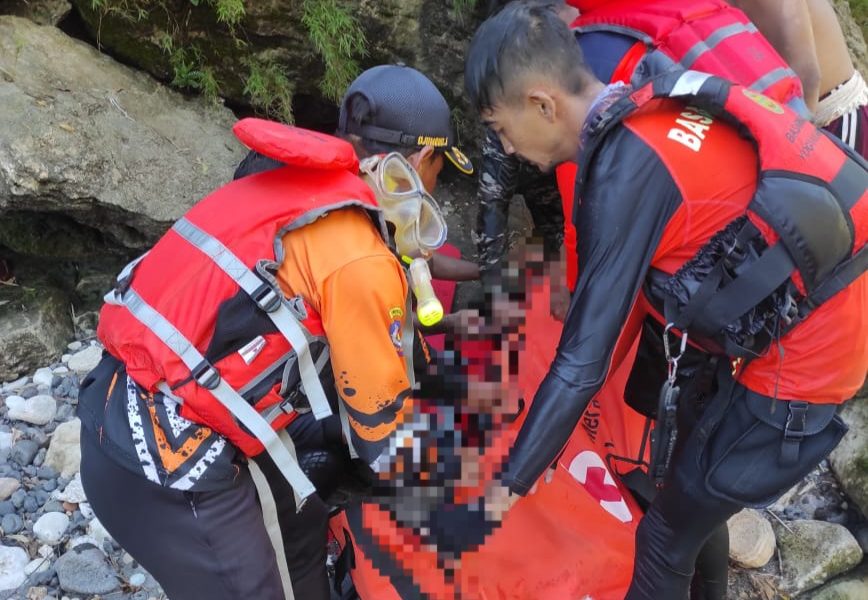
[549,282,571,322]
[482,482,520,522]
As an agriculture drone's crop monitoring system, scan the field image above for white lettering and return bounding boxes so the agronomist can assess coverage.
[675,118,711,139]
[668,128,702,152]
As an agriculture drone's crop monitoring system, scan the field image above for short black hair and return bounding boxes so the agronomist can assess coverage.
[465,0,590,114]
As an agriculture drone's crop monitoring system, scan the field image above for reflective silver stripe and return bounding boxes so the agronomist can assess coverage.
[671,70,712,97]
[679,22,757,69]
[172,217,332,421]
[123,288,316,505]
[750,67,797,94]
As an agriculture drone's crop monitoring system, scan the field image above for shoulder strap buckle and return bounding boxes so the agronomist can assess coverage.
[252,282,281,313]
[192,360,221,390]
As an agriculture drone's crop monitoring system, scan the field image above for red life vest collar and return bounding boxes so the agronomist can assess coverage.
[233,117,359,173]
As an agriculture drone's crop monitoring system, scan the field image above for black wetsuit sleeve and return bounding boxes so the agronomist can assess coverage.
[504,126,683,495]
[476,128,521,284]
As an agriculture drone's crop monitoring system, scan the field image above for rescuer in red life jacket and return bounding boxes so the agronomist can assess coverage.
[75,64,479,600]
[465,4,868,599]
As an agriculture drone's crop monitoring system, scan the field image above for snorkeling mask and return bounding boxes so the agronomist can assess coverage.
[360,152,447,326]
[360,152,448,259]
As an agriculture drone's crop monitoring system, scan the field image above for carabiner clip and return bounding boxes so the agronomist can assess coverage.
[663,323,689,383]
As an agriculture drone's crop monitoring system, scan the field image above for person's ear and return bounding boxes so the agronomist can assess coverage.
[407,145,435,171]
[528,90,557,123]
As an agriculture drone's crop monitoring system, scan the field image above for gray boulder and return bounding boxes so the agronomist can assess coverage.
[774,519,864,596]
[0,283,73,381]
[830,396,868,515]
[0,15,245,262]
[55,545,120,595]
[805,564,868,600]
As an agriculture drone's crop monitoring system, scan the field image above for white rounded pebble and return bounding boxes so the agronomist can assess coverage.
[67,341,82,352]
[52,366,70,375]
[25,557,51,576]
[67,346,102,374]
[0,545,28,591]
[33,512,70,545]
[129,573,146,587]
[32,368,55,388]
[61,354,72,364]
[8,395,57,425]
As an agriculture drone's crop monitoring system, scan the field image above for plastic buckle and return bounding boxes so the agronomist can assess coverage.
[782,294,800,326]
[252,282,281,313]
[282,387,311,415]
[192,360,220,390]
[784,401,809,442]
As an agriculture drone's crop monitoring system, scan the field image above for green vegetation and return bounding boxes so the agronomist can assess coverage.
[88,0,368,120]
[849,0,868,39]
[158,35,220,102]
[243,57,295,123]
[302,0,367,101]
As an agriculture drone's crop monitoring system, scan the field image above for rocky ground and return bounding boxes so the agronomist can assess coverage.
[1,331,867,599]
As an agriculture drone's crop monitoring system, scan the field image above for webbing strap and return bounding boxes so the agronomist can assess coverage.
[783,244,868,337]
[248,459,296,600]
[699,243,795,334]
[123,289,316,505]
[172,218,332,420]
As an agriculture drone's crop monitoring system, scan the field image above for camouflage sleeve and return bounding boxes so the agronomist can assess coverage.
[475,128,520,283]
[516,169,565,260]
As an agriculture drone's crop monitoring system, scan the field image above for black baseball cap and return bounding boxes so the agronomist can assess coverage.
[337,64,474,175]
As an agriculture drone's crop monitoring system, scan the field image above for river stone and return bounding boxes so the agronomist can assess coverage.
[0,0,72,26]
[8,394,57,425]
[829,396,868,515]
[775,519,864,596]
[55,546,120,595]
[805,561,868,599]
[24,557,51,576]
[2,513,23,534]
[0,545,28,591]
[33,512,70,545]
[0,477,19,501]
[32,367,54,388]
[727,508,775,569]
[66,346,102,375]
[55,474,86,504]
[11,438,39,465]
[44,418,80,478]
[87,517,113,546]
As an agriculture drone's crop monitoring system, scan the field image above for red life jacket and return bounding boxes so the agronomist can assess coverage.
[557,0,807,291]
[572,0,803,107]
[587,70,867,375]
[98,119,386,502]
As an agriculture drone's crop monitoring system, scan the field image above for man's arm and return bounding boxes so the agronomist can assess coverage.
[319,254,415,465]
[476,128,521,285]
[503,128,683,495]
[732,0,821,111]
[429,253,480,281]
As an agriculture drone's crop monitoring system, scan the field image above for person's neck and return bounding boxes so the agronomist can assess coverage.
[566,80,607,135]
